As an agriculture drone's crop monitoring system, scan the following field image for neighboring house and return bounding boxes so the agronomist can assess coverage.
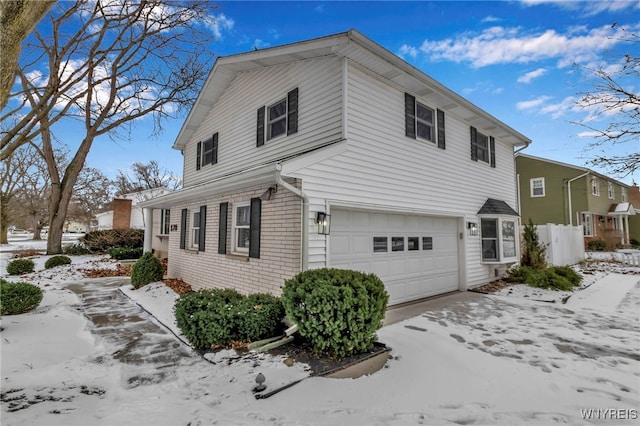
[516,153,636,248]
[96,188,172,258]
[140,30,530,306]
[628,184,640,244]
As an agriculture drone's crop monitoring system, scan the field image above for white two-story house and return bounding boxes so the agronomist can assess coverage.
[140,30,531,306]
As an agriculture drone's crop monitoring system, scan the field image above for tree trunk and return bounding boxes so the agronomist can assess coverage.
[0,196,8,244]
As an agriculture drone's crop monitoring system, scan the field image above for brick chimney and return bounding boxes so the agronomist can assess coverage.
[112,198,132,229]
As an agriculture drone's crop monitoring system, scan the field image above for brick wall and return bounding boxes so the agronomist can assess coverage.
[112,198,132,229]
[166,181,302,295]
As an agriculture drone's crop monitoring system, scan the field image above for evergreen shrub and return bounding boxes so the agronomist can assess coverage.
[282,268,388,358]
[6,258,35,275]
[0,279,43,315]
[174,289,284,349]
[44,255,72,269]
[64,244,91,255]
[586,240,606,251]
[505,265,582,291]
[130,252,163,289]
[108,247,143,260]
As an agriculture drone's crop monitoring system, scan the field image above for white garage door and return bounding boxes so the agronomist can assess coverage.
[329,209,460,306]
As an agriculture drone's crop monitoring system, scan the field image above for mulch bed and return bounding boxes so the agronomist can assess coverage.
[469,279,516,294]
[265,340,390,377]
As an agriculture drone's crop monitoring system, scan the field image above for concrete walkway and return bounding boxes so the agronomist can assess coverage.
[384,290,485,326]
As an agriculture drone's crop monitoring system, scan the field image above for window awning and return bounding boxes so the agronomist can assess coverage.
[477,198,519,216]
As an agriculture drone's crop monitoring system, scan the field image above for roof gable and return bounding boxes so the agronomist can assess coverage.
[173,29,531,151]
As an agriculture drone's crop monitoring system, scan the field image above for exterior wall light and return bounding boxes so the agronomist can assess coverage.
[316,212,331,235]
[467,222,478,236]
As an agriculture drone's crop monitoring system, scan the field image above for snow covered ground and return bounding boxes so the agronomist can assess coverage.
[1,245,639,425]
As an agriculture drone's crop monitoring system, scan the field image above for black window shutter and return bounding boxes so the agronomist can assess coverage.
[405,93,416,139]
[470,126,478,161]
[212,132,218,165]
[287,88,298,135]
[437,109,446,150]
[180,208,187,249]
[249,197,261,259]
[256,106,265,147]
[489,136,496,168]
[218,202,228,254]
[198,205,207,252]
[196,142,202,170]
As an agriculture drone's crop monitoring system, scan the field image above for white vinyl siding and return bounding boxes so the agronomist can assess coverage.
[182,56,343,187]
[286,61,518,287]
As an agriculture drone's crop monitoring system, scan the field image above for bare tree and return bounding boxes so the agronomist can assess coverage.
[113,160,181,195]
[69,166,112,231]
[1,1,217,253]
[574,25,639,177]
[0,143,34,243]
[0,0,55,109]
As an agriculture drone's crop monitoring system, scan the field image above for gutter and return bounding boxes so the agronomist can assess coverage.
[567,172,590,225]
[274,164,309,271]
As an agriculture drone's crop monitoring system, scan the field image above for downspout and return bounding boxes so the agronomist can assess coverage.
[567,172,590,226]
[274,164,309,271]
[513,141,530,216]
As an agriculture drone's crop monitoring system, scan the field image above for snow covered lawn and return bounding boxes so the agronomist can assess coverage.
[1,249,638,425]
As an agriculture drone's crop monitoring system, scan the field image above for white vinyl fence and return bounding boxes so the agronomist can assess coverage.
[525,224,585,266]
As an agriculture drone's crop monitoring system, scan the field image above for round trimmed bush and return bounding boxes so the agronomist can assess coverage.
[6,258,35,275]
[174,289,285,349]
[130,252,163,289]
[45,255,72,269]
[64,243,91,255]
[0,279,43,315]
[282,268,389,358]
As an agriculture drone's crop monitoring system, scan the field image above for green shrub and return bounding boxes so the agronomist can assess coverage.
[174,289,285,349]
[108,247,143,260]
[44,255,72,269]
[282,268,388,358]
[64,243,91,255]
[81,229,144,253]
[521,219,547,269]
[6,258,35,275]
[0,279,43,315]
[130,252,164,289]
[587,240,606,251]
[631,239,640,249]
[506,265,582,291]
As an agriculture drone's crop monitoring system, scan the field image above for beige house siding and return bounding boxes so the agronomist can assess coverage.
[167,182,302,295]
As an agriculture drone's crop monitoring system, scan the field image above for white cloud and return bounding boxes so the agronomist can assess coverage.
[253,39,270,49]
[516,95,553,110]
[419,24,625,68]
[540,96,577,119]
[517,68,547,83]
[206,13,234,39]
[481,15,501,23]
[398,44,419,59]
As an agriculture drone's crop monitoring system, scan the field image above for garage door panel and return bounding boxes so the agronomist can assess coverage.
[330,209,459,305]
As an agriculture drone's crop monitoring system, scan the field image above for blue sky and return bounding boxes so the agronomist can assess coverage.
[81,0,639,184]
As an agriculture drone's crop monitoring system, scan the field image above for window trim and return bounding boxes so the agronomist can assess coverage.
[621,187,627,202]
[591,176,600,196]
[231,201,251,254]
[581,212,594,237]
[530,177,545,198]
[159,209,170,236]
[479,216,519,264]
[267,97,287,140]
[190,210,200,249]
[607,182,614,199]
[470,126,496,168]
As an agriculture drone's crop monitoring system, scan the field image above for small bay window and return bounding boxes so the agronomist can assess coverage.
[479,216,519,263]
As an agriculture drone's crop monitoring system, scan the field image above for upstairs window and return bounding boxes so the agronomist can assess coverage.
[608,182,614,199]
[530,177,545,197]
[591,176,600,196]
[622,187,627,202]
[257,88,298,146]
[404,93,445,149]
[470,126,496,168]
[196,133,218,170]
